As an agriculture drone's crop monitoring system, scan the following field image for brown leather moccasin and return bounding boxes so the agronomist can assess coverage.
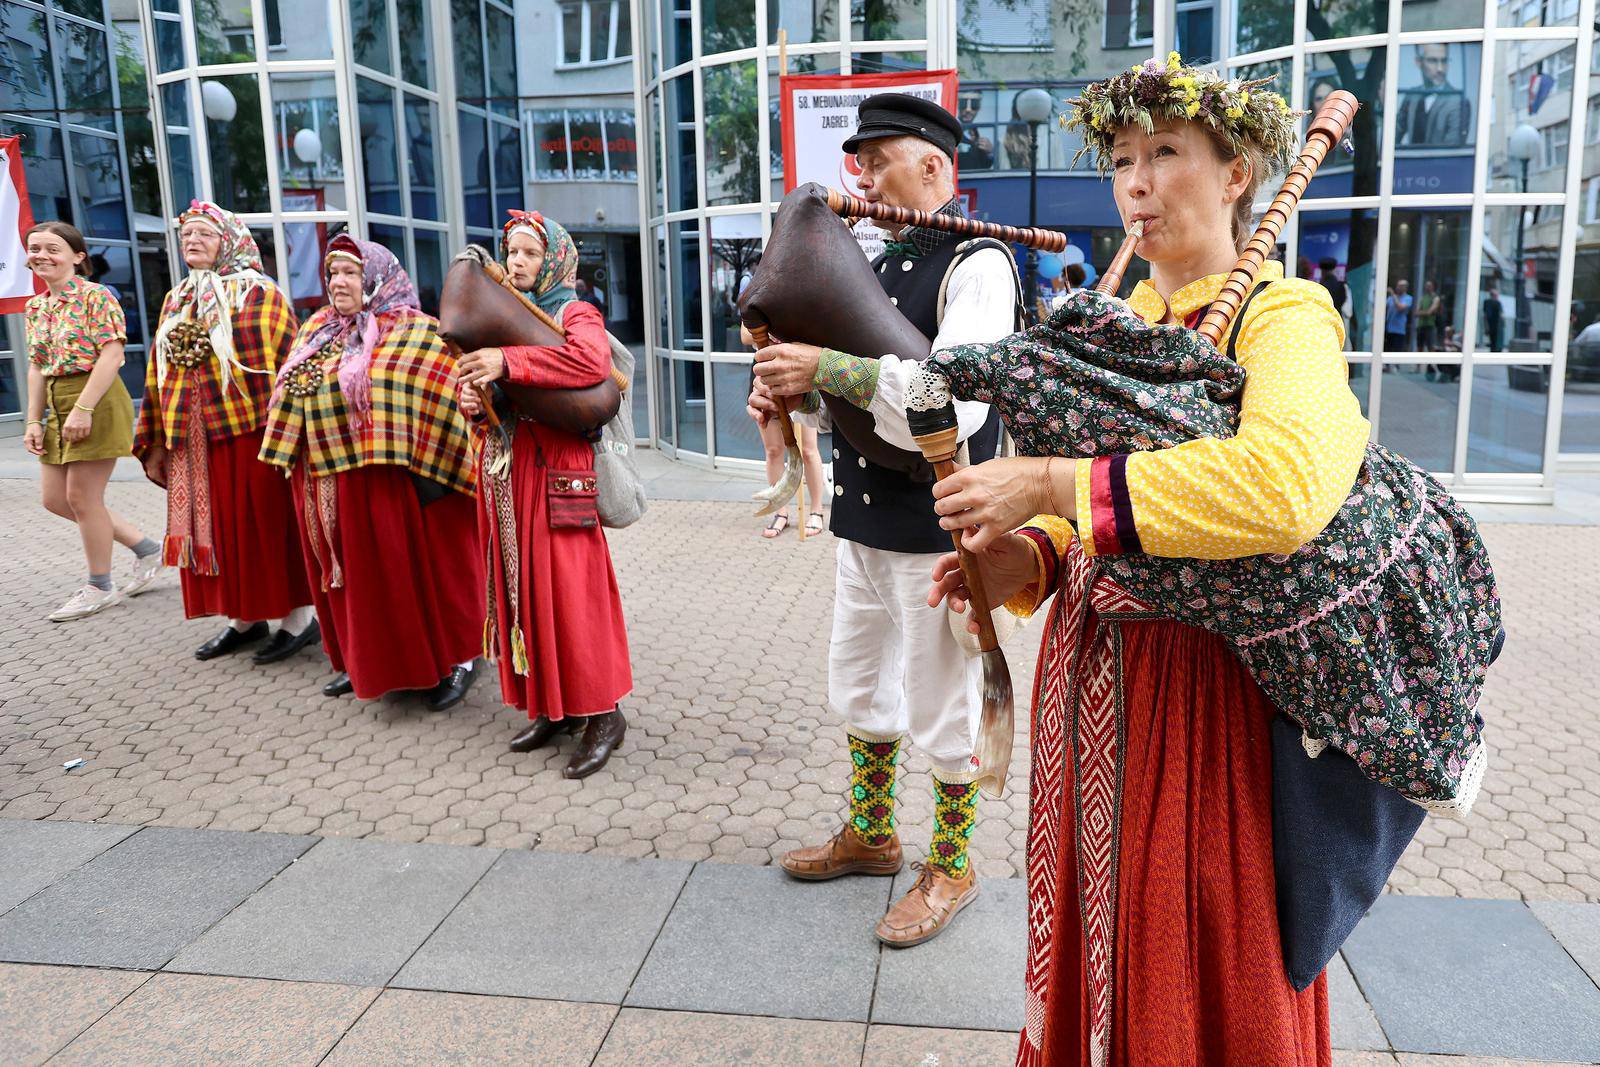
[875,861,979,948]
[780,823,903,881]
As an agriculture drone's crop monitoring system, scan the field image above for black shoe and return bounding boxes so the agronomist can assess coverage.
[509,716,581,753]
[322,672,353,697]
[563,707,626,779]
[195,621,269,661]
[252,618,322,665]
[425,662,478,712]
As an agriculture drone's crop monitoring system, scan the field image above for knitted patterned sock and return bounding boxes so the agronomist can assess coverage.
[847,732,900,846]
[928,774,979,876]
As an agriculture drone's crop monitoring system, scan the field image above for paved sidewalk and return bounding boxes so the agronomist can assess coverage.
[3,819,1599,1066]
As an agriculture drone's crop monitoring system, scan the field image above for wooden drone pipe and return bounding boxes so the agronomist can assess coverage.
[1093,220,1145,297]
[825,188,1068,252]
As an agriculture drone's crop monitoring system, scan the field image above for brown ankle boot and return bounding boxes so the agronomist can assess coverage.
[509,715,580,753]
[875,861,979,948]
[563,707,626,779]
[780,822,903,881]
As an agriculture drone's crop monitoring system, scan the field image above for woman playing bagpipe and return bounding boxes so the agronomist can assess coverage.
[134,201,317,663]
[456,211,633,779]
[918,56,1501,1065]
[258,235,485,709]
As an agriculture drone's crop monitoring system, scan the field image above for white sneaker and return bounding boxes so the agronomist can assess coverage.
[122,552,165,597]
[49,585,123,622]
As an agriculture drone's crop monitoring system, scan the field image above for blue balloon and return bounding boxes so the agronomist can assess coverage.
[1036,252,1064,281]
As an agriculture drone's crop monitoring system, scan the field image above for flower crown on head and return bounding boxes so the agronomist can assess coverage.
[1063,52,1302,176]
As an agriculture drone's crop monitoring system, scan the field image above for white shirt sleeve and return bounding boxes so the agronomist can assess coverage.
[865,246,1017,453]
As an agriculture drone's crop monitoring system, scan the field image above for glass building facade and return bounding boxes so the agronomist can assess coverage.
[637,0,1600,497]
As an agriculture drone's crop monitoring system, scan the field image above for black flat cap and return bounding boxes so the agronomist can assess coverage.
[842,93,962,157]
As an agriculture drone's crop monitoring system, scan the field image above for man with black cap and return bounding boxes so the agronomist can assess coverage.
[748,92,1021,948]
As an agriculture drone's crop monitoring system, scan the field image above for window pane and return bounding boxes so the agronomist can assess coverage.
[271,0,333,59]
[87,245,142,393]
[1489,41,1575,195]
[357,77,401,215]
[563,2,584,62]
[369,221,407,269]
[666,74,698,210]
[56,0,102,20]
[491,118,520,215]
[119,25,160,218]
[606,109,638,179]
[712,362,763,459]
[768,0,835,45]
[1567,82,1599,456]
[655,354,674,443]
[195,0,255,63]
[1297,208,1379,353]
[459,110,491,227]
[1498,0,1576,28]
[203,74,270,213]
[669,221,702,350]
[851,50,924,74]
[70,133,128,239]
[1304,48,1385,198]
[531,109,570,180]
[52,22,113,132]
[0,4,51,117]
[709,213,761,351]
[1174,2,1217,66]
[413,229,445,315]
[616,0,631,57]
[249,225,279,279]
[675,360,707,452]
[1385,208,1470,353]
[1393,43,1476,195]
[1403,0,1479,30]
[487,6,516,116]
[663,0,692,68]
[570,110,606,178]
[1377,371,1459,473]
[274,73,346,212]
[405,94,439,219]
[452,0,485,99]
[350,0,392,73]
[702,0,754,55]
[284,218,330,313]
[1468,368,1548,472]
[154,16,185,72]
[1479,205,1562,354]
[1233,0,1291,55]
[591,0,613,59]
[167,131,197,210]
[396,0,433,87]
[1307,0,1388,41]
[705,61,758,205]
[854,0,924,40]
[651,92,666,212]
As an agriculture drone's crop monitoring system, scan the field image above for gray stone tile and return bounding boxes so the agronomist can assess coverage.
[0,827,311,970]
[323,989,615,1067]
[1330,951,1389,1052]
[1343,897,1600,1061]
[393,850,689,1002]
[871,871,1025,1032]
[626,862,889,1021]
[51,972,376,1066]
[862,1024,1019,1067]
[0,963,151,1066]
[0,820,137,915]
[1529,901,1600,989]
[594,1008,865,1067]
[167,837,498,986]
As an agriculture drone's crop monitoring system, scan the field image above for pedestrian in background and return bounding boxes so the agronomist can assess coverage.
[22,220,163,622]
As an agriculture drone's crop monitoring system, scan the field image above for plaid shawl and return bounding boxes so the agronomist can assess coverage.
[259,306,477,495]
[134,284,295,452]
[928,287,1501,812]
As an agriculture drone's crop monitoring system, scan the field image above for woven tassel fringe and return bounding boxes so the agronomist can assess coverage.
[161,535,219,577]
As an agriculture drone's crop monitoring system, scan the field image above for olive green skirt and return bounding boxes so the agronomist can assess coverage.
[41,372,135,465]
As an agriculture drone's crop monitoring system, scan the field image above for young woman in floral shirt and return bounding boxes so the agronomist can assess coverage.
[23,221,163,622]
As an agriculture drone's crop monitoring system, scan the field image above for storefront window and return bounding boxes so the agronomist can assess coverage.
[1385,208,1470,353]
[1468,370,1548,472]
[357,77,401,215]
[705,61,759,205]
[570,110,606,178]
[405,94,439,220]
[460,111,491,227]
[413,229,446,314]
[1378,372,1459,472]
[666,74,698,210]
[670,221,703,350]
[531,109,570,180]
[202,74,271,213]
[70,132,128,240]
[1298,208,1379,353]
[1392,42,1479,196]
[1479,205,1562,354]
[19,126,69,226]
[709,213,761,352]
[273,73,345,212]
[712,363,764,459]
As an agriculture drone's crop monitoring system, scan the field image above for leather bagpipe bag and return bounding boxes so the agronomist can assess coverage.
[929,287,1502,812]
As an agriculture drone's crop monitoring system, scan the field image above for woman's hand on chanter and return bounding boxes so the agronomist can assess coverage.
[927,533,1038,634]
[457,347,506,388]
[933,456,1071,552]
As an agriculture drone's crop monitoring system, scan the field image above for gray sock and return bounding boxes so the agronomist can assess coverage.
[87,573,113,592]
[131,537,161,559]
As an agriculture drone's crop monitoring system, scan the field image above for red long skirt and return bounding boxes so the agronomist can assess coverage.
[291,464,485,699]
[483,421,632,718]
[1038,618,1330,1066]
[179,428,312,622]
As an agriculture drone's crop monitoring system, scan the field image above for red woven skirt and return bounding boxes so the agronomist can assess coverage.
[179,428,312,622]
[292,464,485,699]
[482,421,632,718]
[1035,617,1330,1067]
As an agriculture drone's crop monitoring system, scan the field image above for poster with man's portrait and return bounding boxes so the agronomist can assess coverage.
[1396,43,1480,149]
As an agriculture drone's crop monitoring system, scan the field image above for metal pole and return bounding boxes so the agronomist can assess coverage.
[1025,121,1040,323]
[1514,159,1531,342]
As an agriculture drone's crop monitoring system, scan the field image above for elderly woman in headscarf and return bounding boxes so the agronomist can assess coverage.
[134,201,317,664]
[457,210,632,779]
[259,235,485,710]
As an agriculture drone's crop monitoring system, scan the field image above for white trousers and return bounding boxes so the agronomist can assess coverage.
[828,539,982,776]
